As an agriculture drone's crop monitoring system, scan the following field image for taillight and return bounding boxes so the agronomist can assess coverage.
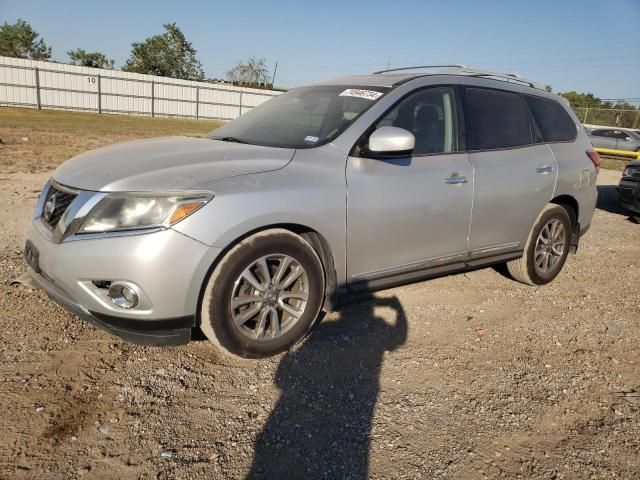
[586,150,600,168]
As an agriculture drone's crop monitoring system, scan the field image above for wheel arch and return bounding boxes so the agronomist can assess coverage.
[195,223,338,329]
[550,194,580,252]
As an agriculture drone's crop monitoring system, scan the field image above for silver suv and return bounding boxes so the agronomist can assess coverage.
[24,66,599,358]
[585,127,640,152]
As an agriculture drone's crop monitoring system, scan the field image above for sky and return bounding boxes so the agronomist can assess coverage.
[1,0,639,101]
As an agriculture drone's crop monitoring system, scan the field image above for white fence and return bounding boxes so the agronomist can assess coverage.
[0,56,281,120]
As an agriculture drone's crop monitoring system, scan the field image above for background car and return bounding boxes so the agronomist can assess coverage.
[618,160,640,216]
[585,127,640,152]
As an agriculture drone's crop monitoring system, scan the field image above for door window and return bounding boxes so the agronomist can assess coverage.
[465,88,533,150]
[375,87,458,155]
[612,130,631,140]
[592,129,614,137]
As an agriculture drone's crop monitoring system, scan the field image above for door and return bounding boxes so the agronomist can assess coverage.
[611,130,632,151]
[346,86,474,286]
[463,87,557,256]
[590,129,617,149]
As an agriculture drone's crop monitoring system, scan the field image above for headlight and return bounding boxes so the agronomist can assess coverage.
[623,165,640,179]
[77,192,212,234]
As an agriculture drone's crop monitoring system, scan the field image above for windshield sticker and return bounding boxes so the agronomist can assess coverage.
[338,89,383,100]
[304,135,320,144]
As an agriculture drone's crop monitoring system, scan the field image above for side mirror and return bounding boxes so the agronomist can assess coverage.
[368,126,415,156]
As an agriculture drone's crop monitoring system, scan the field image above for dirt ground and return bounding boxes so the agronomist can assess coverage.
[0,117,639,479]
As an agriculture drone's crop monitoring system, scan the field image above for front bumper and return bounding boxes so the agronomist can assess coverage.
[27,266,194,345]
[25,219,222,346]
[618,179,640,214]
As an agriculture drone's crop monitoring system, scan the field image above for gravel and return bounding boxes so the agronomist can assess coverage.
[0,169,638,479]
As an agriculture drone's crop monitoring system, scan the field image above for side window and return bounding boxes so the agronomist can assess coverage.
[465,88,532,150]
[524,95,577,142]
[612,130,630,140]
[593,130,616,138]
[375,87,457,155]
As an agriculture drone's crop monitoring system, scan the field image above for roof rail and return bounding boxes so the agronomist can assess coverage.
[372,64,467,74]
[440,66,545,90]
[372,64,545,91]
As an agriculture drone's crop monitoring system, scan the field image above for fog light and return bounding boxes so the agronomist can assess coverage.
[108,282,139,309]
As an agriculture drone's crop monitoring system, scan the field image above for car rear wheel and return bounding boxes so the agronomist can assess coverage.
[506,204,572,286]
[200,229,325,359]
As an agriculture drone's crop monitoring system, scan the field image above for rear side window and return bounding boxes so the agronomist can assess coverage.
[525,95,577,142]
[465,88,532,150]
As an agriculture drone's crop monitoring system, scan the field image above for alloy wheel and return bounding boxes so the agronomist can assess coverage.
[229,254,309,341]
[534,219,566,274]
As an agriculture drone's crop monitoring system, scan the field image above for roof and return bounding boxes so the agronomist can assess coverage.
[311,74,419,88]
[311,65,547,92]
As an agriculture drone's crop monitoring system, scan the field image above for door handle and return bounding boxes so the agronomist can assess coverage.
[444,175,468,185]
[536,165,554,174]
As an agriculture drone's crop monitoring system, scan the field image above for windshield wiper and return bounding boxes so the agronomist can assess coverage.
[216,136,249,144]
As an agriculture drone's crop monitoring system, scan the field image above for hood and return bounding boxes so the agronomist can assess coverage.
[52,136,295,192]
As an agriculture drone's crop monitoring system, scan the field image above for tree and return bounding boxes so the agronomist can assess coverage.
[544,84,553,93]
[0,19,51,60]
[226,57,270,84]
[123,23,204,80]
[559,91,602,109]
[67,48,114,69]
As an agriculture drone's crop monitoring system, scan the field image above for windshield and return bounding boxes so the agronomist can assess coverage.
[208,85,389,148]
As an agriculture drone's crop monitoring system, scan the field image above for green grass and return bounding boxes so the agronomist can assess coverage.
[0,107,222,173]
[0,106,222,136]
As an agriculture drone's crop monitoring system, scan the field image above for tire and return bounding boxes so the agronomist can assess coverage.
[200,229,325,359]
[506,204,572,286]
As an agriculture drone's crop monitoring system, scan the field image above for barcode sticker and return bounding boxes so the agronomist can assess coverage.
[338,89,383,100]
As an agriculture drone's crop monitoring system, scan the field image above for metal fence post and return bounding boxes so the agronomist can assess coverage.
[34,68,41,109]
[582,108,589,124]
[97,74,102,114]
[634,110,640,129]
[238,90,243,117]
[195,86,200,119]
[151,80,155,117]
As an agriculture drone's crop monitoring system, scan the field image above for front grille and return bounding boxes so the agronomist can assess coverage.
[42,184,77,229]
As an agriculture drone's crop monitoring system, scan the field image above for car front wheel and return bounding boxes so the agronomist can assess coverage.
[200,229,325,359]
